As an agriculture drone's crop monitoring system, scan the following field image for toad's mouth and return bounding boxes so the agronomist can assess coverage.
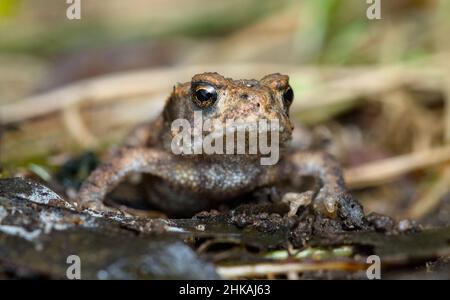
[170,113,292,165]
[201,124,292,146]
[170,122,290,165]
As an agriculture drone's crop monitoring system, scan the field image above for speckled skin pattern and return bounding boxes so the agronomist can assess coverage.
[77,73,364,226]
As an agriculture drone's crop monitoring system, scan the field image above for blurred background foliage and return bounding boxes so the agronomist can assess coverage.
[0,0,449,101]
[1,0,450,222]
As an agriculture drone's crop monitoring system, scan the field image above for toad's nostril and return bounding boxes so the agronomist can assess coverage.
[240,93,249,100]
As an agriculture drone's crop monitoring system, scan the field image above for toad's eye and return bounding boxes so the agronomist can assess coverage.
[282,86,294,106]
[192,84,218,108]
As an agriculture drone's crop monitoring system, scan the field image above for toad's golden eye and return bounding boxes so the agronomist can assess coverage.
[192,84,218,108]
[282,86,294,106]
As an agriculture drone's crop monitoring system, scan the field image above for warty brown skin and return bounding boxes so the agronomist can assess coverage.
[77,72,364,227]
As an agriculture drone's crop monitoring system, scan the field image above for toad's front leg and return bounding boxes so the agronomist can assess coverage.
[76,147,175,212]
[285,151,365,228]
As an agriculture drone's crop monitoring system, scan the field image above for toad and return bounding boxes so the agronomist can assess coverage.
[77,72,364,227]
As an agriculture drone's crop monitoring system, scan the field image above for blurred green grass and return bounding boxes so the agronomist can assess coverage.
[0,0,286,57]
[0,0,20,18]
[0,0,447,64]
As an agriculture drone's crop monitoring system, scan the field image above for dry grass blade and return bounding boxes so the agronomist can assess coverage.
[406,165,450,220]
[216,261,366,279]
[0,63,446,125]
[62,106,99,148]
[345,144,450,188]
[445,77,450,142]
[0,64,298,124]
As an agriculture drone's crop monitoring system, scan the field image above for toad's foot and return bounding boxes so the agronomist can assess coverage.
[286,150,365,229]
[76,193,124,216]
[282,191,314,217]
[313,188,365,229]
[283,189,365,229]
